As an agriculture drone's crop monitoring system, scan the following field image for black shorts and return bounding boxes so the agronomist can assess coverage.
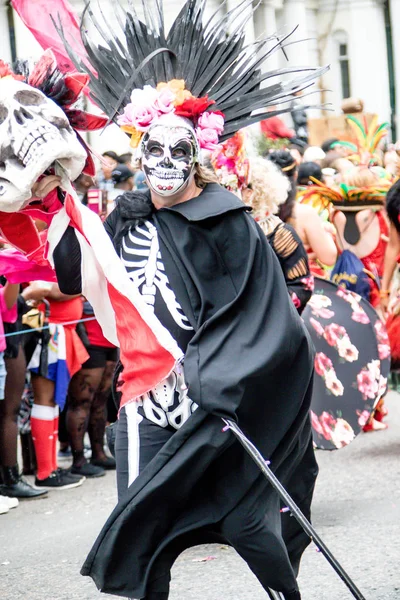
[82,345,119,369]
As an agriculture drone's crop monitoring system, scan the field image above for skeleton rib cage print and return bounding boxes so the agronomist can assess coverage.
[121,219,192,331]
[121,218,197,430]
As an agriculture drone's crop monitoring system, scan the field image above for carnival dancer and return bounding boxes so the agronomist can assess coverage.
[0,0,326,597]
[380,180,400,390]
[24,281,89,489]
[300,168,392,433]
[212,133,313,313]
[327,117,392,309]
[48,1,326,598]
[268,150,337,276]
[331,167,390,308]
[66,300,118,478]
[242,157,314,313]
[0,280,51,499]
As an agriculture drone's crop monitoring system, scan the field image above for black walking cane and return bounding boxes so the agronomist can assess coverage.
[222,419,366,600]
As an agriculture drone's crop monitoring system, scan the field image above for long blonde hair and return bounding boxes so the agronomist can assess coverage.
[194,162,219,188]
[247,158,291,220]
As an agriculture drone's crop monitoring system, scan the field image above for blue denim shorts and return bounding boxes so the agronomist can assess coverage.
[0,352,6,400]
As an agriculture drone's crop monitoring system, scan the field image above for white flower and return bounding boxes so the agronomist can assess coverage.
[336,338,359,362]
[308,295,332,310]
[331,419,355,449]
[324,371,344,396]
[130,85,158,107]
[368,359,381,382]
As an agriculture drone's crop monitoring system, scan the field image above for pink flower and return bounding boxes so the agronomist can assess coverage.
[291,292,301,308]
[301,275,315,291]
[312,307,335,319]
[357,410,371,427]
[310,411,324,436]
[309,317,324,337]
[319,411,336,440]
[117,103,135,127]
[195,127,222,151]
[153,88,175,114]
[323,323,346,346]
[357,369,378,400]
[336,287,353,301]
[352,309,370,324]
[197,111,225,135]
[374,320,389,344]
[117,103,157,131]
[314,352,333,377]
[378,343,391,360]
[129,105,157,132]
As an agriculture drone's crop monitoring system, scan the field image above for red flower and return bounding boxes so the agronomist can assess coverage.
[319,412,336,440]
[314,352,333,377]
[174,95,215,119]
[323,323,346,346]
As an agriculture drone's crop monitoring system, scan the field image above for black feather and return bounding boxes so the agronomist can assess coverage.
[53,0,328,140]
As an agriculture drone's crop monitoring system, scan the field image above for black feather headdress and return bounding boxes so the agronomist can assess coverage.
[54,0,328,150]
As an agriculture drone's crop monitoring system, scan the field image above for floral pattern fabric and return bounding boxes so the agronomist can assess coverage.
[303,278,390,450]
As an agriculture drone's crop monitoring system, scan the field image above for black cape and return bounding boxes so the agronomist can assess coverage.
[80,184,317,598]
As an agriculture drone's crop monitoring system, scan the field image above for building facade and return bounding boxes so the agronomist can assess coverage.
[1,0,399,150]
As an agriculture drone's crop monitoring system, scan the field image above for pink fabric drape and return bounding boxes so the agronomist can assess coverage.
[11,0,89,74]
[0,248,57,284]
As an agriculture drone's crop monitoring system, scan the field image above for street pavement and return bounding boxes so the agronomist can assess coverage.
[1,392,400,600]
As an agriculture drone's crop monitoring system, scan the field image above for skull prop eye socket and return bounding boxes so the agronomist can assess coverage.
[0,105,7,125]
[15,90,45,107]
[0,79,87,212]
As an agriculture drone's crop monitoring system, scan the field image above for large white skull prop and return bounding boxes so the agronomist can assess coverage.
[0,78,87,212]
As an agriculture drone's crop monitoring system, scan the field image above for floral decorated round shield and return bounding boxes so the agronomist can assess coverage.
[303,278,390,450]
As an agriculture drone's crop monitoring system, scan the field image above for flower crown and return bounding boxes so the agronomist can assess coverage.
[117,79,225,153]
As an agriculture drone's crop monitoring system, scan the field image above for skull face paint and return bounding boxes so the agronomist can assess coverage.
[142,125,197,196]
[0,78,86,212]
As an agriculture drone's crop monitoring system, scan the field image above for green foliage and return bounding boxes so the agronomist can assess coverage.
[255,135,290,157]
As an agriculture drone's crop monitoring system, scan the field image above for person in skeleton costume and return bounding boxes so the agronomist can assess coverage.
[211,133,313,313]
[0,0,326,598]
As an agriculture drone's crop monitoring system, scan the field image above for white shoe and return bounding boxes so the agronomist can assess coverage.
[5,496,19,509]
[0,496,9,514]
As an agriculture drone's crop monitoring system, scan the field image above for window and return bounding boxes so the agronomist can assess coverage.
[339,42,351,99]
[333,31,351,100]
